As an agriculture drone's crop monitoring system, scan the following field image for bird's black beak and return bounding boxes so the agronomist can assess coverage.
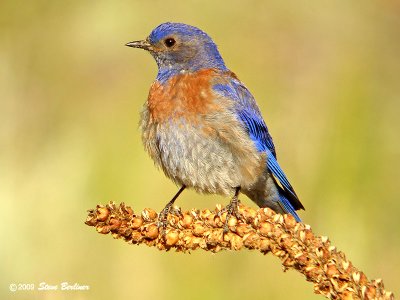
[125,39,152,51]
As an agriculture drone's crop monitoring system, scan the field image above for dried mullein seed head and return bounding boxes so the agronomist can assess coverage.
[86,203,395,300]
[96,206,110,221]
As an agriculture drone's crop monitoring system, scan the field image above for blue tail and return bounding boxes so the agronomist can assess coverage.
[277,188,301,222]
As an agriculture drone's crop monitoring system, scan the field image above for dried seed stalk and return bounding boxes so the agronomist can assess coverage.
[85,202,394,300]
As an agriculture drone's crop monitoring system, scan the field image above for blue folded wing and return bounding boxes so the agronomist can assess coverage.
[213,80,276,155]
[213,78,304,216]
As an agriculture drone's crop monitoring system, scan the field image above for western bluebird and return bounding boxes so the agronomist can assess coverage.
[126,22,304,229]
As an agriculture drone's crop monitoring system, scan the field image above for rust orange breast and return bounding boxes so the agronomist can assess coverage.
[147,69,223,123]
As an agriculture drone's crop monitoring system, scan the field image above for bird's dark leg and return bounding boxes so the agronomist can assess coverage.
[158,185,186,230]
[218,187,241,233]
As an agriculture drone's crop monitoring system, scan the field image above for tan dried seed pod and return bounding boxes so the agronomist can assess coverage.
[228,216,237,228]
[193,222,205,236]
[144,224,159,239]
[166,230,179,246]
[259,222,273,236]
[142,208,157,221]
[182,214,193,228]
[131,217,143,229]
[96,207,110,221]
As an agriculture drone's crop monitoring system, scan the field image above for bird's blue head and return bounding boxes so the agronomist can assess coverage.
[126,22,227,82]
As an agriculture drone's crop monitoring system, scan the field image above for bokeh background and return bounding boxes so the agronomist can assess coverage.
[2,1,399,299]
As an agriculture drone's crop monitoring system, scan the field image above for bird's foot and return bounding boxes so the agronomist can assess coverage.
[157,203,182,235]
[157,202,172,233]
[157,186,186,236]
[218,195,242,234]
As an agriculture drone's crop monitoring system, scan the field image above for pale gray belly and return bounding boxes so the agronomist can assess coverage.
[150,121,243,195]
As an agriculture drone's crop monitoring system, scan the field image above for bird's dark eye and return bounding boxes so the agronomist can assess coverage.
[164,38,176,48]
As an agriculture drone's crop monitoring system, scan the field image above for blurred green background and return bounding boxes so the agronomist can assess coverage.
[2,1,399,299]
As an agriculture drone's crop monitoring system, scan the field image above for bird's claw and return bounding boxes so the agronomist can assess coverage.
[218,197,242,233]
[157,205,182,235]
[157,207,169,233]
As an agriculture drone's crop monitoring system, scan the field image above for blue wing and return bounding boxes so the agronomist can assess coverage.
[213,78,304,216]
[213,81,276,156]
